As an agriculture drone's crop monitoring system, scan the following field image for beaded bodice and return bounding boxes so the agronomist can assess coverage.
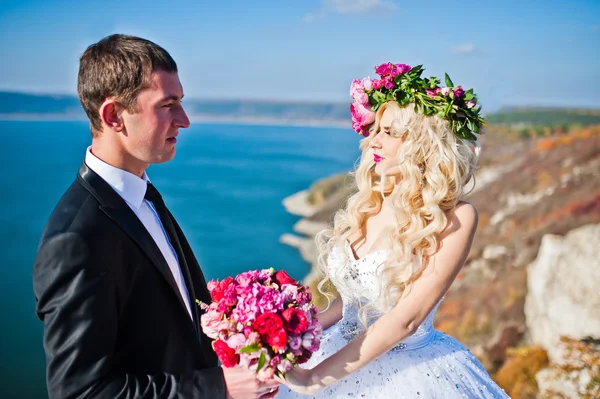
[327,244,441,349]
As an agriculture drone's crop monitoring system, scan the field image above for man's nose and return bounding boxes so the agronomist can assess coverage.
[175,106,191,129]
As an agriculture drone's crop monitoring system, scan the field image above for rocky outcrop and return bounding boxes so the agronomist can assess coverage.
[525,223,600,360]
[525,223,600,398]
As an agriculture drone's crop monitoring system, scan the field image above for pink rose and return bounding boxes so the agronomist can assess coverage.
[441,87,451,96]
[225,333,247,350]
[453,86,465,98]
[200,308,229,339]
[466,100,477,109]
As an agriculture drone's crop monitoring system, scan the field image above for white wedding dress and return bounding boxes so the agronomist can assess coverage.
[278,245,510,398]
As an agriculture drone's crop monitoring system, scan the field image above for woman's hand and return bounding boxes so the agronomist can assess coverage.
[275,367,323,395]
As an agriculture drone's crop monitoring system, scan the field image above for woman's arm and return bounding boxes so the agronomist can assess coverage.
[317,297,343,330]
[280,203,478,394]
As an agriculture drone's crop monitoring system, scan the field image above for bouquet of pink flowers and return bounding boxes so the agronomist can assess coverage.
[198,268,322,381]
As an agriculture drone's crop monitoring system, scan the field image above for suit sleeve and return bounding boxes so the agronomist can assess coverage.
[33,232,227,399]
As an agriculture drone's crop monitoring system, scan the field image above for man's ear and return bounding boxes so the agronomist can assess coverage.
[99,99,125,132]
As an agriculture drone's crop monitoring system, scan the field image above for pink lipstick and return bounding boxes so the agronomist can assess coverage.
[374,154,383,163]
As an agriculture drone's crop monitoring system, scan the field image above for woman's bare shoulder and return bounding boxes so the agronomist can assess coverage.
[442,201,478,237]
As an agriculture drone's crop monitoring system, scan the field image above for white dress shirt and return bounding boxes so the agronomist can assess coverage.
[85,147,193,319]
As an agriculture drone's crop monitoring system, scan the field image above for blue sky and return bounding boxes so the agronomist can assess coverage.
[0,0,599,112]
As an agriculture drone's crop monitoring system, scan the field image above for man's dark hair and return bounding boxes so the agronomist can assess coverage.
[77,34,178,134]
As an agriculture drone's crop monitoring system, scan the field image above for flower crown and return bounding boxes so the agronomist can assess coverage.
[350,63,485,141]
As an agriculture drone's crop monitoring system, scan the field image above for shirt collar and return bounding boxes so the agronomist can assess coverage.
[84,146,149,209]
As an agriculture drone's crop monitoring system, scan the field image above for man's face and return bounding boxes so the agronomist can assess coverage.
[119,70,190,171]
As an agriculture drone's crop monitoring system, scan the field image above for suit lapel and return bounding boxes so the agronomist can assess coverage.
[160,210,201,338]
[76,163,193,323]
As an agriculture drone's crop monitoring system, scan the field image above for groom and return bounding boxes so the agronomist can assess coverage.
[33,34,278,399]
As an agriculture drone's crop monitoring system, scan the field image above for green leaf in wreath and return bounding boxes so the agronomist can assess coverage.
[444,73,454,88]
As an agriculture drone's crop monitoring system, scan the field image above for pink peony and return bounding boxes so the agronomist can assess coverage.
[351,101,375,135]
[441,87,451,96]
[395,63,411,74]
[361,76,372,91]
[383,77,395,89]
[371,79,384,90]
[426,87,442,98]
[375,62,394,77]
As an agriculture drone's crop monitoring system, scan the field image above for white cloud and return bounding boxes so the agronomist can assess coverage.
[326,0,398,14]
[302,12,326,24]
[449,43,484,56]
[303,0,397,23]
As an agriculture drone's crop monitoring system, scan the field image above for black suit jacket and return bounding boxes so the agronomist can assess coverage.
[33,163,227,399]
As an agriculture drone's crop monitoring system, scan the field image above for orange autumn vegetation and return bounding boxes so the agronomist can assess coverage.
[534,124,600,153]
[494,346,549,399]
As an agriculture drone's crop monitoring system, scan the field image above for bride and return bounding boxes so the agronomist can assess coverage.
[276,63,509,398]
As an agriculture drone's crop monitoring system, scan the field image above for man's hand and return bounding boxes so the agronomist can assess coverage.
[222,366,280,399]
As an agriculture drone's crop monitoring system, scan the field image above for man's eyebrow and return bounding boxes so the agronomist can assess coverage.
[160,94,184,102]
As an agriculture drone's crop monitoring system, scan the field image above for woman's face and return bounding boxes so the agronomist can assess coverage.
[369,107,404,176]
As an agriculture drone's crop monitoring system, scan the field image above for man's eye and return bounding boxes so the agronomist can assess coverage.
[163,103,173,108]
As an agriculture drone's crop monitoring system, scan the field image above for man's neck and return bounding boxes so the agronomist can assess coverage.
[91,140,147,178]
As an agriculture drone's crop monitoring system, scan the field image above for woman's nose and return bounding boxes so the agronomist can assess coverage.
[369,134,381,149]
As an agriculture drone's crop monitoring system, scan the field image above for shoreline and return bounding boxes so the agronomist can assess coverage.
[0,113,351,130]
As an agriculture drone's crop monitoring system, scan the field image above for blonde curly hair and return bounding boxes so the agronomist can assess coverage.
[316,101,480,323]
